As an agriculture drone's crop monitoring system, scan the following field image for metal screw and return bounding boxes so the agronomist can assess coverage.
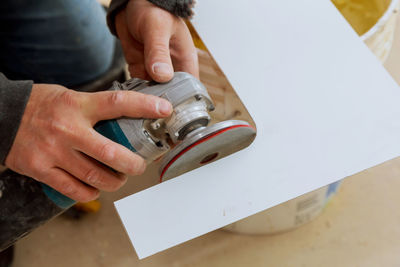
[151,122,161,130]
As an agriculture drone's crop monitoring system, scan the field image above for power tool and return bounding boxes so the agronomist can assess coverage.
[0,72,256,251]
[95,72,256,181]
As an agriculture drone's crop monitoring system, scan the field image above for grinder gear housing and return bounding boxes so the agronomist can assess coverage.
[95,72,256,181]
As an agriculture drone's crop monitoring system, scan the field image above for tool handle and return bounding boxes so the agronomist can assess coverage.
[37,119,136,208]
[94,119,136,151]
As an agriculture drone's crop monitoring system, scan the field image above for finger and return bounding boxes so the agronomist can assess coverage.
[170,21,199,79]
[83,90,172,123]
[59,150,128,192]
[74,128,147,176]
[43,167,99,203]
[116,10,148,79]
[141,18,174,82]
[116,14,146,71]
[116,10,144,63]
[128,63,152,81]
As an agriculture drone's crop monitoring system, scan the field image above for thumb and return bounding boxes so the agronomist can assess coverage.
[143,26,174,82]
[83,90,172,124]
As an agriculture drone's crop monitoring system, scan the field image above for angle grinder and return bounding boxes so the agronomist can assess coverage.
[0,72,256,251]
[95,72,256,181]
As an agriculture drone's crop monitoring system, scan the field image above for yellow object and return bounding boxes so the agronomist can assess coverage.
[332,0,391,35]
[187,1,392,49]
[74,200,101,213]
[185,20,207,51]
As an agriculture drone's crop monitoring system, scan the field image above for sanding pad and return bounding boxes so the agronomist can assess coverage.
[159,120,256,182]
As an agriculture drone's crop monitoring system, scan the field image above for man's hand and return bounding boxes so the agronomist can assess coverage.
[115,0,199,82]
[5,84,172,202]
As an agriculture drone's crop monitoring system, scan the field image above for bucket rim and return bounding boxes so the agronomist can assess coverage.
[361,0,399,41]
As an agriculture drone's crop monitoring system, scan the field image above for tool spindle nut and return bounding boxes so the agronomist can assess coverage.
[165,100,210,143]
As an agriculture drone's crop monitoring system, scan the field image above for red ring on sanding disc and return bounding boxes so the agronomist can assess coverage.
[160,124,254,182]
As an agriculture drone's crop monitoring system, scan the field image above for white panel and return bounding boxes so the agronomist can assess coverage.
[115,0,400,258]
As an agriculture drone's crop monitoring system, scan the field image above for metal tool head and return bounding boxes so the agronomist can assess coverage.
[159,120,256,182]
[97,73,257,182]
[112,72,215,161]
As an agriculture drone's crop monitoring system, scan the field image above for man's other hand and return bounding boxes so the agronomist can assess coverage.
[115,0,199,82]
[5,84,172,202]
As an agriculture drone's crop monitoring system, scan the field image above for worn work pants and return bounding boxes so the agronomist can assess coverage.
[0,0,115,86]
[0,0,117,253]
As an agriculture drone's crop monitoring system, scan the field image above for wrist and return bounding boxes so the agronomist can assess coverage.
[146,0,195,18]
[107,0,196,37]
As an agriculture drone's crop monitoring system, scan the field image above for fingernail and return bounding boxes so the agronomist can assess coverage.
[156,99,172,116]
[152,62,173,78]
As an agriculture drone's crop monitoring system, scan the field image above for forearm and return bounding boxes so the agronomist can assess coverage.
[0,73,33,164]
[107,0,195,35]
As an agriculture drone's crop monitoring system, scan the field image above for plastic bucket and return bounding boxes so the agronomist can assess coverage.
[222,0,399,235]
[223,182,341,234]
[361,0,399,62]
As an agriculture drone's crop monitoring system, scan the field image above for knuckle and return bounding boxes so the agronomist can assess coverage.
[132,93,156,113]
[130,158,146,175]
[42,135,57,148]
[58,90,79,107]
[100,172,126,192]
[59,180,78,197]
[109,174,126,191]
[47,117,77,138]
[107,179,124,192]
[48,118,63,133]
[25,156,43,173]
[82,168,123,192]
[84,168,101,186]
[149,44,169,58]
[98,142,116,163]
[146,98,159,115]
[136,94,154,111]
[119,174,128,184]
[59,180,98,203]
[107,91,124,107]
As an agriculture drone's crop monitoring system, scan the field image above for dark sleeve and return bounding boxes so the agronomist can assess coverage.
[107,0,195,36]
[0,73,33,164]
